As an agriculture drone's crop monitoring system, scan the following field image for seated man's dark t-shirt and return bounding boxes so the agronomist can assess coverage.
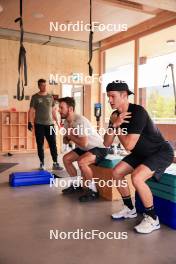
[109,103,169,158]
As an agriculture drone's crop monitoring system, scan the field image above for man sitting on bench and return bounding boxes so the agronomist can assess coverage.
[58,97,108,202]
[104,80,174,234]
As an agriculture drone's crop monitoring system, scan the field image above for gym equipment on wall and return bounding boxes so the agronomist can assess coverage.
[94,103,101,131]
[163,63,176,115]
[88,0,93,76]
[15,0,27,101]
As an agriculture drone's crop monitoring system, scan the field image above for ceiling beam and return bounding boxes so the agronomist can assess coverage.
[100,0,160,15]
[0,28,100,50]
[130,0,176,12]
[100,11,176,51]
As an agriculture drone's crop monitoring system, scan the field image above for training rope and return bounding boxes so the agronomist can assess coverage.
[15,0,27,101]
[88,0,93,76]
[163,64,176,115]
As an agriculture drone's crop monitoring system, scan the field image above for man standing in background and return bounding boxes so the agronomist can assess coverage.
[28,78,63,171]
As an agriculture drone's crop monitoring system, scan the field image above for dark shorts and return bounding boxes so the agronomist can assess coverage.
[122,141,174,181]
[73,147,109,164]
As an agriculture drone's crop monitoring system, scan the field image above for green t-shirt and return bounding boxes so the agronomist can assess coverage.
[30,93,55,125]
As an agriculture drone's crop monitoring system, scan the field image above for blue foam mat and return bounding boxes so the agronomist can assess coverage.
[9,170,53,187]
[135,193,176,229]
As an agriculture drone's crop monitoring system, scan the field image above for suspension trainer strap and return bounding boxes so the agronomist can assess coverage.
[88,0,93,76]
[15,0,27,101]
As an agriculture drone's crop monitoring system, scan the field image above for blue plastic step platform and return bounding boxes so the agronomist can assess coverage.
[9,170,54,187]
[135,193,176,229]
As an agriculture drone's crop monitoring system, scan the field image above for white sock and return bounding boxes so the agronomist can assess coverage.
[70,176,82,187]
[88,180,97,192]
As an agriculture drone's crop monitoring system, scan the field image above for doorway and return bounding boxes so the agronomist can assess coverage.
[61,84,84,115]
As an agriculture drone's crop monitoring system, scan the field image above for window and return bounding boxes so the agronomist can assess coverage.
[61,84,84,115]
[102,41,134,123]
[139,25,176,124]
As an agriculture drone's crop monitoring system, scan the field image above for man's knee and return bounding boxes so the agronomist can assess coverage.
[78,155,93,167]
[63,154,74,164]
[77,157,86,167]
[131,172,143,188]
[112,168,127,180]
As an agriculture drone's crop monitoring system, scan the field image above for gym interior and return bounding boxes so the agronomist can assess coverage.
[0,1,176,263]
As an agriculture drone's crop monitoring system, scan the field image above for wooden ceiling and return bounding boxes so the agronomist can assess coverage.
[0,0,175,43]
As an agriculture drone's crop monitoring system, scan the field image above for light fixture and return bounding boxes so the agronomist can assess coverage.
[32,12,44,18]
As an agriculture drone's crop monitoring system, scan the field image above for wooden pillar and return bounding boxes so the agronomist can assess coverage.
[134,39,139,104]
[99,50,106,127]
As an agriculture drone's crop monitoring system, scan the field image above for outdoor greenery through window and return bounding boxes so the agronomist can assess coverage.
[139,25,176,124]
[102,26,176,125]
[103,41,134,123]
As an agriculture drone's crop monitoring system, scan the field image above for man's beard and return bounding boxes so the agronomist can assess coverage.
[61,113,69,119]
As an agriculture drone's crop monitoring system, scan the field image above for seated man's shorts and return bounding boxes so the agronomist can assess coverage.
[73,147,109,164]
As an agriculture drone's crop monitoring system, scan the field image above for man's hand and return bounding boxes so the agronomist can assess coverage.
[28,122,33,131]
[110,112,132,128]
[67,128,74,139]
[63,136,70,144]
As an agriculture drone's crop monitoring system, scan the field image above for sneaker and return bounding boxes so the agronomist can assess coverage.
[111,205,137,220]
[52,162,64,171]
[79,189,99,202]
[39,163,45,170]
[134,214,160,234]
[62,185,83,195]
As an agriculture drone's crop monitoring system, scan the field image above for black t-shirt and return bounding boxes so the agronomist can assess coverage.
[109,103,166,157]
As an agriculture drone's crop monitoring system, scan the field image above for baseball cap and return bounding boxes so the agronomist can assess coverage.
[106,80,134,95]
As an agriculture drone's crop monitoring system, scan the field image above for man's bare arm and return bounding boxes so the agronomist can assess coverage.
[118,133,140,151]
[28,107,35,123]
[104,129,116,147]
[28,107,35,131]
[52,106,60,127]
[68,134,88,149]
[108,111,140,151]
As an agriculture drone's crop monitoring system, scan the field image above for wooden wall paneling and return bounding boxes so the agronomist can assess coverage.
[0,39,99,152]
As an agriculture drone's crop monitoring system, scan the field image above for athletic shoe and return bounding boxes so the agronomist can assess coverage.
[39,163,45,170]
[134,214,160,234]
[111,205,137,220]
[79,189,99,202]
[52,162,64,171]
[62,185,83,195]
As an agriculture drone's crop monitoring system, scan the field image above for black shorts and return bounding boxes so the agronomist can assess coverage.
[122,141,174,181]
[73,147,109,164]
